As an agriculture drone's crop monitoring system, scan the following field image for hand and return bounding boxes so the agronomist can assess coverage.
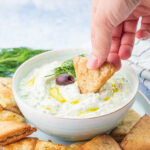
[87,0,150,70]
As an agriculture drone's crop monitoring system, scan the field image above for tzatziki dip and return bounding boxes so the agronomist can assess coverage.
[19,57,132,118]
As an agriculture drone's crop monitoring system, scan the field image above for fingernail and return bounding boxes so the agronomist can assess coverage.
[141,31,150,40]
[87,55,98,69]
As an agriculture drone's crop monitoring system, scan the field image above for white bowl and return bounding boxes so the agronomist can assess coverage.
[13,49,139,141]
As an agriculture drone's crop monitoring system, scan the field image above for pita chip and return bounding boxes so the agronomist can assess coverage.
[0,78,22,115]
[0,121,37,146]
[121,114,150,150]
[0,105,3,112]
[3,138,38,150]
[0,109,25,122]
[67,142,85,150]
[34,140,67,150]
[110,110,141,142]
[0,78,12,89]
[73,56,116,93]
[80,135,121,150]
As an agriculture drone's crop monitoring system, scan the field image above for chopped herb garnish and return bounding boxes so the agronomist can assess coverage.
[45,54,85,78]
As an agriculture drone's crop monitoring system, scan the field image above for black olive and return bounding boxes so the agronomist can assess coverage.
[56,74,75,85]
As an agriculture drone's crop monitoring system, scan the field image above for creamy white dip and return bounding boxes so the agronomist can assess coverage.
[19,61,132,118]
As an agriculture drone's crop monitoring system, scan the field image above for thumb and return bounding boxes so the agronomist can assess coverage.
[87,20,112,69]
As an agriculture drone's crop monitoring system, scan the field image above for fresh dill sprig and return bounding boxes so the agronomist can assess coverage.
[45,54,85,78]
[0,47,49,77]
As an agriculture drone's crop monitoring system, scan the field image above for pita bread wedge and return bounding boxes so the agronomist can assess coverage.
[0,105,3,111]
[110,110,141,142]
[34,140,67,150]
[121,114,150,150]
[0,110,25,122]
[0,78,12,89]
[3,138,38,150]
[0,121,37,146]
[73,56,116,93]
[80,135,121,150]
[2,106,21,117]
[0,78,22,115]
[67,142,85,150]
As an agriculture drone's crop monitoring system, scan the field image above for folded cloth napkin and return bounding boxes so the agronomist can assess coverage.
[127,60,150,89]
[129,38,150,91]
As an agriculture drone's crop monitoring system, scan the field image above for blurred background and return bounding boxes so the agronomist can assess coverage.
[0,0,91,49]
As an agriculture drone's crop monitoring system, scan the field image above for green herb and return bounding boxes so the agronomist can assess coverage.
[45,54,85,78]
[55,58,75,77]
[79,54,85,57]
[0,47,49,77]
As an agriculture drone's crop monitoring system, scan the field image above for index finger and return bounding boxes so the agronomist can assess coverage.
[119,19,138,60]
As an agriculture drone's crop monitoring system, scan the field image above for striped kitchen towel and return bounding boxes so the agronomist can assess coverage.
[129,38,150,90]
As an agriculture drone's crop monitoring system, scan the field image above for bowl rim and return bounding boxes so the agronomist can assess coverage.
[12,49,139,120]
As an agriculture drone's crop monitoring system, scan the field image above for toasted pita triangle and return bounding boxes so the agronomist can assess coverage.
[0,110,25,122]
[2,107,22,117]
[0,78,22,115]
[0,121,36,146]
[68,142,85,150]
[0,105,3,111]
[73,56,116,93]
[80,135,121,150]
[110,110,141,142]
[121,114,150,150]
[34,140,67,150]
[3,138,38,150]
[0,78,12,89]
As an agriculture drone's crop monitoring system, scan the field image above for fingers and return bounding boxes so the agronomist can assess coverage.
[88,0,141,69]
[107,24,123,70]
[133,5,150,17]
[110,24,123,54]
[107,53,121,70]
[136,16,150,40]
[136,30,150,40]
[87,25,112,69]
[119,19,138,60]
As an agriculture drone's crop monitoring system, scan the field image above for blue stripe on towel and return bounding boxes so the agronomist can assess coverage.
[140,81,150,101]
